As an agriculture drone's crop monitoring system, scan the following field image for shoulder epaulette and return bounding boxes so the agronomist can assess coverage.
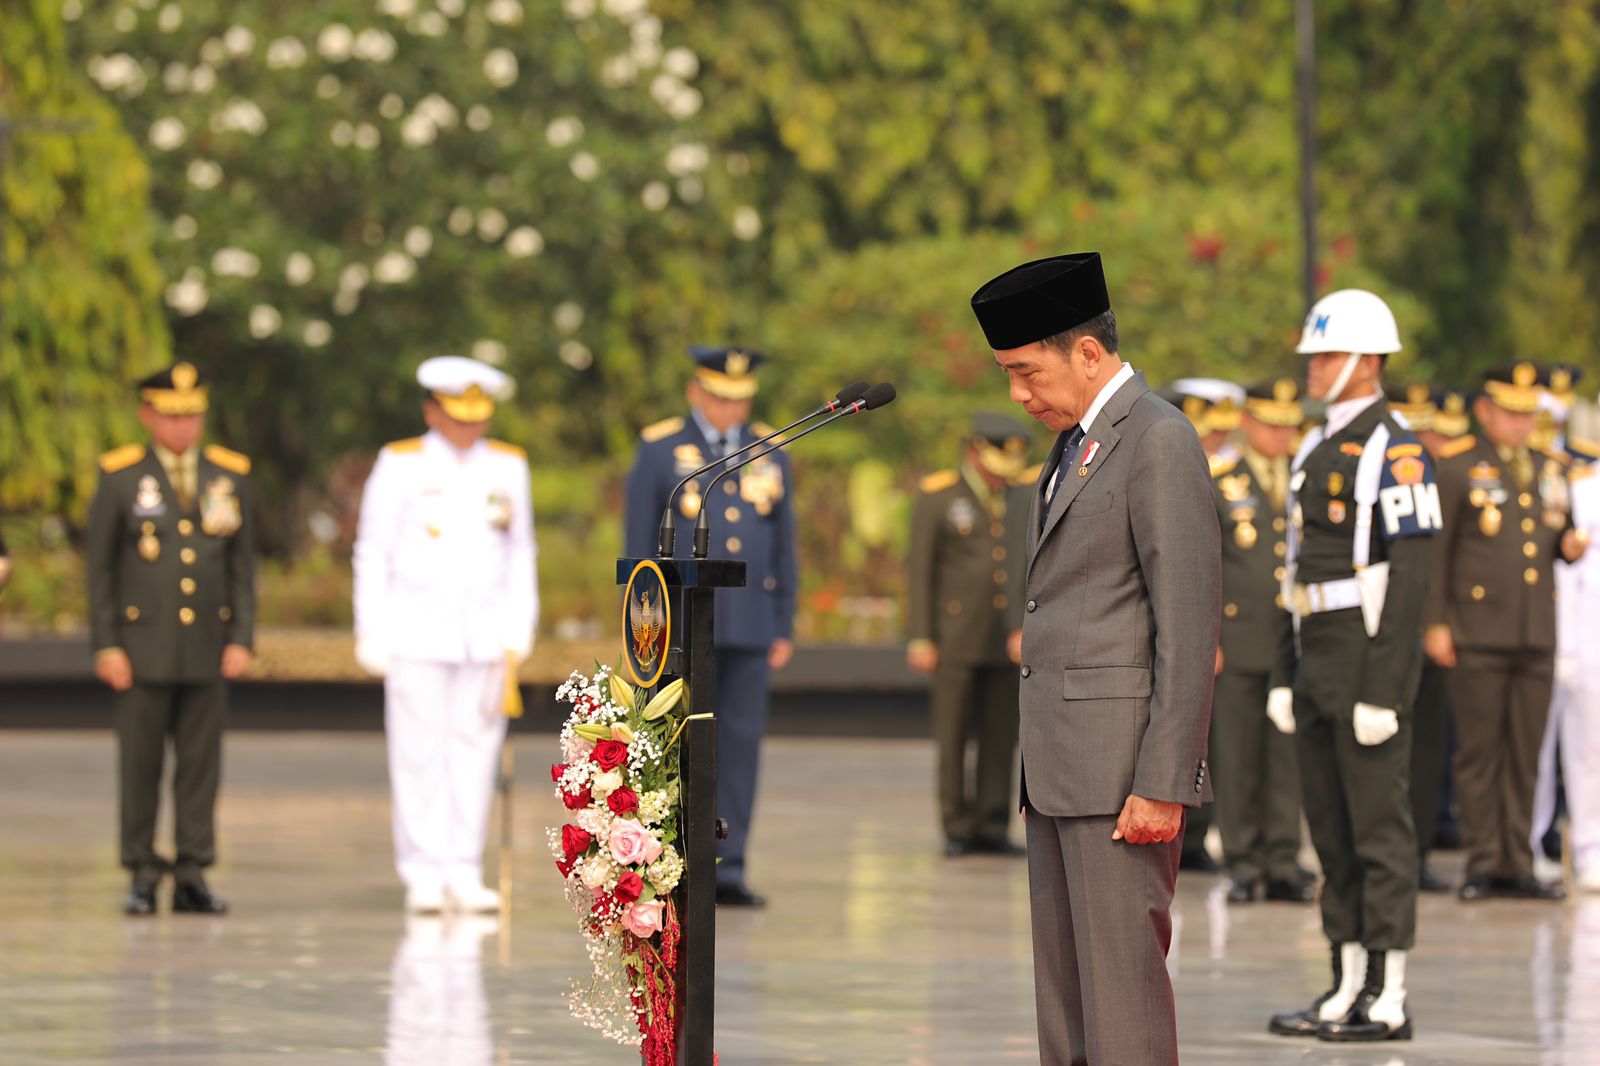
[1572,463,1597,482]
[919,469,960,494]
[203,444,251,475]
[98,444,147,474]
[1208,454,1238,477]
[1015,462,1045,485]
[486,439,527,459]
[383,437,425,455]
[640,417,685,443]
[1438,435,1477,460]
[1539,448,1570,466]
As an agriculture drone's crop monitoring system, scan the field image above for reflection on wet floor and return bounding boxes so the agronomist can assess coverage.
[0,731,1597,1064]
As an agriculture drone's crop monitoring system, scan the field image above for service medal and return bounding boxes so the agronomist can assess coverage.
[1234,522,1258,550]
[948,497,977,536]
[1327,471,1345,497]
[679,482,703,520]
[138,533,161,562]
[1479,504,1503,537]
[1328,500,1347,524]
[200,477,242,536]
[487,490,513,532]
[133,475,165,517]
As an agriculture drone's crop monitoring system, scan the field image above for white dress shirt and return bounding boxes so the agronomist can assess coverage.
[353,431,538,667]
[1322,391,1383,438]
[1048,361,1137,503]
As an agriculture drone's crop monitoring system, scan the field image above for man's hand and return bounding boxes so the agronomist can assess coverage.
[1423,624,1456,668]
[95,649,134,692]
[1352,702,1400,746]
[1214,646,1225,677]
[1266,686,1296,735]
[1562,527,1590,563]
[768,637,794,671]
[1111,794,1183,846]
[907,641,939,674]
[220,644,253,679]
[1006,629,1023,665]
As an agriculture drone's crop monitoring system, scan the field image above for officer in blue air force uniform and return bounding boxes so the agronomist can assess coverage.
[623,346,798,907]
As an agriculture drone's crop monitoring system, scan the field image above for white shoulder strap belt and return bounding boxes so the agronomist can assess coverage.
[1285,422,1392,638]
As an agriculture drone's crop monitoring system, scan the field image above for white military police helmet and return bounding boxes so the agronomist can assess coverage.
[1296,289,1402,356]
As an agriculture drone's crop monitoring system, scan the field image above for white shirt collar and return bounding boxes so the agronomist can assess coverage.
[1323,391,1382,438]
[1076,361,1136,436]
[689,408,739,448]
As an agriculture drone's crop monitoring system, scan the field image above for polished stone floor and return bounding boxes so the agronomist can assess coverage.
[0,730,1597,1065]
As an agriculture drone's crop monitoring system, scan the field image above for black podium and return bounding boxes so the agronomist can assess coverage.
[617,556,744,1065]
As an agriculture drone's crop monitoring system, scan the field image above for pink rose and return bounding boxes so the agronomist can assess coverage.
[608,818,664,867]
[621,898,667,939]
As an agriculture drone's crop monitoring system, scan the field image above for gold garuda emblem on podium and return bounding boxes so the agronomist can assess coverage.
[622,559,671,687]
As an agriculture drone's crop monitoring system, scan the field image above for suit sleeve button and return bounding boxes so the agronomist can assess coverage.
[1020,665,1031,678]
[1026,599,1037,612]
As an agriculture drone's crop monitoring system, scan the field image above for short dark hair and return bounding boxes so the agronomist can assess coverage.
[1042,309,1119,358]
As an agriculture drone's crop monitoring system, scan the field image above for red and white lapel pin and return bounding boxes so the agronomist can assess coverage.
[1078,440,1100,476]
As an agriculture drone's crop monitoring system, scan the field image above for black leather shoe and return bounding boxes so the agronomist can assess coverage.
[1226,878,1258,904]
[172,879,228,915]
[1268,946,1345,1037]
[123,880,158,917]
[1265,878,1317,903]
[1418,864,1452,894]
[1502,876,1566,901]
[714,884,767,908]
[1317,1004,1413,1042]
[943,838,973,858]
[1458,874,1494,901]
[970,837,1026,857]
[1179,851,1223,873]
[1432,824,1463,851]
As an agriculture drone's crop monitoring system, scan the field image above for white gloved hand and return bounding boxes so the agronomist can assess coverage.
[1352,702,1400,746]
[1266,687,1296,735]
[355,638,390,678]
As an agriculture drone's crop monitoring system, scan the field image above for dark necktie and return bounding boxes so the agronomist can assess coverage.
[1042,426,1087,528]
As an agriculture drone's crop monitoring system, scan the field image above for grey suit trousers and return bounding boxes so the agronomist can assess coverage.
[1027,808,1182,1065]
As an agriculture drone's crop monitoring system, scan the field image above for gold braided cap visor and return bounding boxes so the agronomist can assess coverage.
[434,386,496,423]
[1483,380,1540,414]
[140,387,209,415]
[1244,398,1305,428]
[695,367,759,400]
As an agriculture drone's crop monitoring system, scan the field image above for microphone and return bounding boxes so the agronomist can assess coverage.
[691,382,897,558]
[656,381,871,557]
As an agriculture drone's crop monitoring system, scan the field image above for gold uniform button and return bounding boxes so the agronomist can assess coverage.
[725,536,742,554]
[947,601,962,615]
[1273,541,1287,558]
[1523,542,1538,558]
[1223,602,1239,618]
[1274,566,1286,582]
[993,594,1008,610]
[181,578,197,595]
[179,607,196,625]
[219,607,231,621]
[181,548,197,564]
[1272,517,1287,533]
[990,523,1004,538]
[1522,517,1536,534]
[723,481,738,496]
[141,521,156,535]
[992,546,1007,562]
[1274,594,1285,609]
[125,606,140,621]
[724,506,741,523]
[1471,585,1486,600]
[178,519,194,536]
[1520,492,1534,508]
[994,570,1008,585]
[1524,567,1540,586]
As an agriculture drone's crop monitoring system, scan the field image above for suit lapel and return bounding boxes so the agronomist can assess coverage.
[1029,375,1149,570]
[1027,432,1069,557]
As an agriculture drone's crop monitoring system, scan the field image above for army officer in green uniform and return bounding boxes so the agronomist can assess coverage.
[1211,378,1313,903]
[87,362,255,916]
[907,413,1032,856]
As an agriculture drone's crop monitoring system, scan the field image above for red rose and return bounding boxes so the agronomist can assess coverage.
[607,787,639,816]
[556,857,576,878]
[562,786,593,810]
[562,824,593,860]
[614,871,644,904]
[550,763,566,783]
[591,739,629,771]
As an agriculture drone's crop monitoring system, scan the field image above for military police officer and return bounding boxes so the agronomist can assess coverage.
[623,347,797,907]
[1210,378,1312,904]
[1268,290,1439,1042]
[353,356,537,914]
[1423,362,1589,902]
[86,362,255,916]
[906,413,1031,856]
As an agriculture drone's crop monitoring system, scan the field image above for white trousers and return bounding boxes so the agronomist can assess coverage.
[384,659,507,893]
[1532,653,1600,877]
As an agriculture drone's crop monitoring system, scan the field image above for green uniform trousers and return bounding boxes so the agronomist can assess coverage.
[1294,612,1418,950]
[117,681,226,884]
[1450,647,1554,882]
[1211,669,1301,883]
[1409,661,1453,861]
[933,661,1019,844]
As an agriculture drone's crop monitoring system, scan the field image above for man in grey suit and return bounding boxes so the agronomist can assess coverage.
[971,252,1221,1065]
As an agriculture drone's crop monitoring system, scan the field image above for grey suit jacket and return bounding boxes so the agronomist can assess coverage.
[1019,372,1221,817]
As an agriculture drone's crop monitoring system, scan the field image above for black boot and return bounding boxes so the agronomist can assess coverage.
[1317,949,1413,1042]
[123,876,159,917]
[1269,942,1357,1036]
[172,876,229,915]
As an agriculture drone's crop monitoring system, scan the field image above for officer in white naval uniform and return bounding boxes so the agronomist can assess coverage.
[354,356,538,913]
